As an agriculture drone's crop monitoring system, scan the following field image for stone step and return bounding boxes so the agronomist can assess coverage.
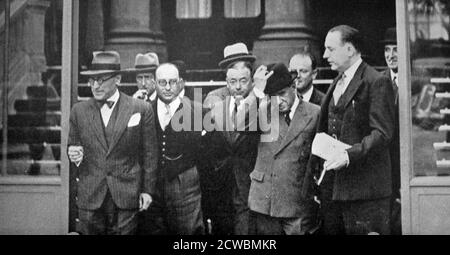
[8,111,61,127]
[14,99,60,112]
[26,85,60,99]
[0,126,61,144]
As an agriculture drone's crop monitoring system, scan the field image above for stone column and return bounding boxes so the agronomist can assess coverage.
[252,0,318,65]
[105,0,167,69]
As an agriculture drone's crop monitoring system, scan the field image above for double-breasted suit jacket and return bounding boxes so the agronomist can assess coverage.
[68,92,158,210]
[316,61,396,201]
[248,100,320,218]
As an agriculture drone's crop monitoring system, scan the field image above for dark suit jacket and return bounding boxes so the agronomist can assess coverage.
[316,61,396,201]
[309,87,325,106]
[68,92,158,210]
[382,68,400,198]
[248,100,320,218]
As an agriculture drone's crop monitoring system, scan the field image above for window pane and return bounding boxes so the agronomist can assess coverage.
[409,0,450,176]
[176,0,211,19]
[1,0,62,176]
[224,0,261,18]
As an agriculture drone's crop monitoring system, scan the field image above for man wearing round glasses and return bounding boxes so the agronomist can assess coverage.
[67,51,158,235]
[147,63,206,235]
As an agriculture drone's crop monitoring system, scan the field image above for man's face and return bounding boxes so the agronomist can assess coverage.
[89,73,119,101]
[155,65,182,104]
[273,86,296,113]
[226,64,252,98]
[136,72,156,94]
[323,31,353,72]
[289,55,317,94]
[384,44,398,71]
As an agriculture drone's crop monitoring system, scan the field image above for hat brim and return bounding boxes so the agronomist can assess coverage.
[123,67,157,73]
[380,39,397,45]
[219,55,256,69]
[80,70,123,76]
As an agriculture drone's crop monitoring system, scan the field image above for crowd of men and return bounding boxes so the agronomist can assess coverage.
[67,24,400,235]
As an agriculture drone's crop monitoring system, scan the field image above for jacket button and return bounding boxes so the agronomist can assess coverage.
[75,178,79,182]
[75,196,78,201]
[162,148,165,152]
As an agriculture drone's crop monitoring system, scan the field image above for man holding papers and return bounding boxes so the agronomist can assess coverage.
[315,25,396,235]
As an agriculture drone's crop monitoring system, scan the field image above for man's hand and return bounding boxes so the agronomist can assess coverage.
[139,193,152,212]
[133,89,148,100]
[68,145,83,166]
[253,65,274,92]
[323,150,349,171]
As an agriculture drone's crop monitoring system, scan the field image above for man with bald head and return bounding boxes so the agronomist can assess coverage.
[288,52,324,106]
[146,63,206,234]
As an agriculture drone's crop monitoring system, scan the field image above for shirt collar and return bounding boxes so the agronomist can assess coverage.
[343,57,363,81]
[390,69,398,81]
[178,88,185,99]
[149,91,157,101]
[300,85,314,103]
[157,96,181,116]
[106,89,120,103]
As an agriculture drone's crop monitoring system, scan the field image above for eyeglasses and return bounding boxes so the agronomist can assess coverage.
[227,78,250,86]
[88,74,116,86]
[156,78,180,87]
[288,70,300,80]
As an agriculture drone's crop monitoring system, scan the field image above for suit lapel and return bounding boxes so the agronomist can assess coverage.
[107,93,133,155]
[275,101,312,155]
[88,99,108,152]
[337,62,366,109]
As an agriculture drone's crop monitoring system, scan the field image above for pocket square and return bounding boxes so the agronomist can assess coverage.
[128,113,141,127]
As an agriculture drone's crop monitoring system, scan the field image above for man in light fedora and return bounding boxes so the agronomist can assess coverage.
[380,26,401,235]
[202,42,259,234]
[130,52,159,102]
[67,50,158,235]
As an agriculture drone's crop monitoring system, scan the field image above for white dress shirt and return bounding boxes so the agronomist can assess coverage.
[157,97,181,130]
[100,89,120,127]
[340,57,363,95]
[300,85,314,103]
[288,94,300,121]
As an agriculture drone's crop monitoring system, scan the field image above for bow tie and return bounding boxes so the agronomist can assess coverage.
[97,100,115,109]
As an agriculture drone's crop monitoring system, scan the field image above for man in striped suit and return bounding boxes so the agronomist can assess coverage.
[67,51,158,235]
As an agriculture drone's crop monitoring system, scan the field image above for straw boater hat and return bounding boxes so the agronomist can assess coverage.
[126,52,159,73]
[80,51,124,76]
[380,27,397,45]
[218,42,256,69]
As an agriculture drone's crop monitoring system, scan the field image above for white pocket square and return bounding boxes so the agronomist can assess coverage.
[128,113,141,127]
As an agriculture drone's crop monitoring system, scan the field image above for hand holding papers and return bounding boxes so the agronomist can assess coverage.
[312,133,351,185]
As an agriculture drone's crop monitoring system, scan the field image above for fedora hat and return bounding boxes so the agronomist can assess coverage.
[380,27,397,45]
[264,63,294,95]
[218,42,256,68]
[80,51,124,76]
[126,52,159,73]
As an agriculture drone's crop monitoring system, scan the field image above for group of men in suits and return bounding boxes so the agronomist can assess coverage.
[67,24,399,235]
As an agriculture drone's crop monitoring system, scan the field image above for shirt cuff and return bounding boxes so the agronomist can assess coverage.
[253,87,266,99]
[344,150,350,167]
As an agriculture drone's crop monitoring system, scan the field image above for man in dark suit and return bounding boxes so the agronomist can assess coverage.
[67,51,158,235]
[148,63,205,234]
[316,25,396,235]
[288,51,325,106]
[203,42,260,234]
[244,63,320,235]
[130,52,159,102]
[381,27,401,235]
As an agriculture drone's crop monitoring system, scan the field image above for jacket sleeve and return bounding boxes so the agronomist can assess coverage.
[346,75,395,165]
[142,103,159,195]
[68,105,82,147]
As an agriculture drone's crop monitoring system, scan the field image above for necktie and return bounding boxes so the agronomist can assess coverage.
[333,73,346,104]
[284,110,291,126]
[393,76,398,104]
[162,104,171,130]
[231,97,242,129]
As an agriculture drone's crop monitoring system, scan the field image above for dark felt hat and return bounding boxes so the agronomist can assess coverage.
[264,63,294,95]
[81,51,124,76]
[381,27,397,45]
[125,52,159,73]
[218,42,256,69]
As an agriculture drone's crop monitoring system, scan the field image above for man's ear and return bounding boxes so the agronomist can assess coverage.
[115,74,122,84]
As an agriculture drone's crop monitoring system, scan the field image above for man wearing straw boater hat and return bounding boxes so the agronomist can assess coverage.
[380,27,401,235]
[130,52,159,102]
[67,51,158,235]
[202,42,260,234]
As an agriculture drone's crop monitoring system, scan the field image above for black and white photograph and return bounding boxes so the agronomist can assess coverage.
[1,0,450,240]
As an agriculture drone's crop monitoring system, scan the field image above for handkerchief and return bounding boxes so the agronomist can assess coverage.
[128,113,141,127]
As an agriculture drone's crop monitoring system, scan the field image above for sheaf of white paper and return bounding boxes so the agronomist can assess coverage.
[312,132,351,185]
